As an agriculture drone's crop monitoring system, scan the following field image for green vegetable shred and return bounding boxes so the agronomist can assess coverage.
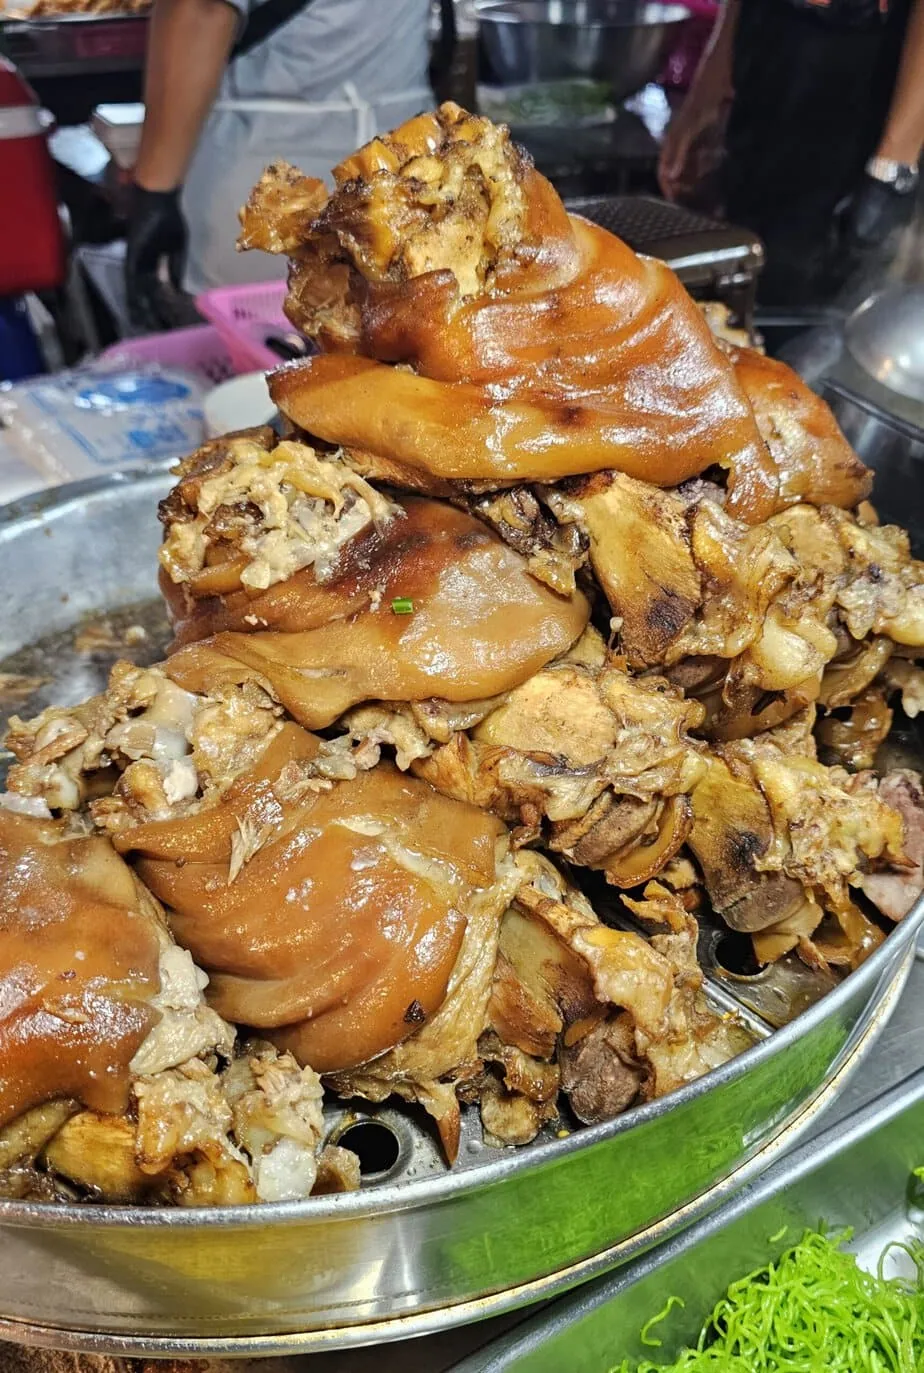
[391,597,414,615]
[611,1227,924,1372]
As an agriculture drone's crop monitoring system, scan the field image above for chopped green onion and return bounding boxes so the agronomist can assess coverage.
[391,597,414,615]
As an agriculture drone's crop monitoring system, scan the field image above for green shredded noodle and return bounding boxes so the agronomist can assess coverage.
[610,1227,924,1372]
[640,1296,685,1348]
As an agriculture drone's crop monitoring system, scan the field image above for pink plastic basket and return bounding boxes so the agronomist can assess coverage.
[195,280,292,374]
[96,325,236,387]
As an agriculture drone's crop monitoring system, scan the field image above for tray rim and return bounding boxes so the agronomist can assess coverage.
[0,12,148,28]
[453,990,924,1373]
[0,940,912,1357]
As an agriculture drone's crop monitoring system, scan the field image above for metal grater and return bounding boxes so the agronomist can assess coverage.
[565,193,765,324]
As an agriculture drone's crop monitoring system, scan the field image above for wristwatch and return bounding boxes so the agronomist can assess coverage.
[865,156,920,195]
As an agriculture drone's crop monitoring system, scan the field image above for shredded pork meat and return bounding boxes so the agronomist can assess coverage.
[159,431,400,592]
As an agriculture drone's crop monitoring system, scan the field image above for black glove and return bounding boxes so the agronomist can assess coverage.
[124,184,188,332]
[842,172,916,252]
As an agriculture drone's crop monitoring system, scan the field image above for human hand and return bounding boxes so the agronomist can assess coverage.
[658,89,727,203]
[124,183,188,331]
[842,173,917,252]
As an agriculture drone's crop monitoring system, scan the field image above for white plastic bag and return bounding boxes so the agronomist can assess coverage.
[0,365,208,492]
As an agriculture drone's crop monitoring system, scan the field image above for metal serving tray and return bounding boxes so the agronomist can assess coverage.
[0,12,148,78]
[456,964,924,1372]
[0,469,921,1356]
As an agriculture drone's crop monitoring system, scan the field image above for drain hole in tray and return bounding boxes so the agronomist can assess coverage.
[714,931,764,979]
[336,1120,402,1176]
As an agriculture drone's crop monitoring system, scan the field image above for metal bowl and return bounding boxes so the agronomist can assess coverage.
[476,1,692,104]
[0,470,921,1356]
[845,283,924,404]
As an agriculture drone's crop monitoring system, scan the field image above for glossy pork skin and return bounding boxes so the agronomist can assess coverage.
[115,725,507,1074]
[728,347,872,510]
[270,206,777,519]
[164,497,589,729]
[0,810,161,1130]
[249,105,873,523]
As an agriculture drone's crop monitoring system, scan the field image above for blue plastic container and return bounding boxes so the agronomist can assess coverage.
[0,296,44,382]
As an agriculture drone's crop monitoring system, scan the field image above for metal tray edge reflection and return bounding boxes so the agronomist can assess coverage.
[0,945,913,1357]
[455,994,924,1372]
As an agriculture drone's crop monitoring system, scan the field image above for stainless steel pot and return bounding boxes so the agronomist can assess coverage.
[0,471,920,1356]
[845,284,924,405]
[762,303,924,450]
[476,1,691,104]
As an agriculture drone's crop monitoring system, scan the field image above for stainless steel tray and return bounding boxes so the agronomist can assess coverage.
[456,974,924,1372]
[0,11,149,78]
[0,470,921,1356]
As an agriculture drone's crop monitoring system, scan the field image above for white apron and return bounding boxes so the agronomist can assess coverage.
[183,82,432,293]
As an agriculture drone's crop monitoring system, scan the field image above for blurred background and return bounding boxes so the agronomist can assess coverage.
[0,0,921,497]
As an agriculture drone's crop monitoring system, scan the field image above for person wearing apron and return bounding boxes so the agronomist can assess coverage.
[125,0,432,326]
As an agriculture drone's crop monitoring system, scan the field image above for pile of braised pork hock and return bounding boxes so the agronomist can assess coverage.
[2,105,922,1206]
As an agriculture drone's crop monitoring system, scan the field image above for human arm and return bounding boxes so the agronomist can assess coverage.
[134,0,238,193]
[875,0,924,166]
[657,0,740,203]
[125,0,238,326]
[845,0,924,249]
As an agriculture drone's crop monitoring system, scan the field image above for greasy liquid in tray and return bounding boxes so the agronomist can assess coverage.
[0,599,172,786]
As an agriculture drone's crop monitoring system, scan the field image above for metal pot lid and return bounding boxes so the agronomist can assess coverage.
[845,283,924,404]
